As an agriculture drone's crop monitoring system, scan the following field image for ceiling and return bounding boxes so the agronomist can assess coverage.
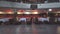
[0,0,46,3]
[0,0,59,3]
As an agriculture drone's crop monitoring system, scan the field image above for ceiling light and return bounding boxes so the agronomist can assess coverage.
[49,9,52,11]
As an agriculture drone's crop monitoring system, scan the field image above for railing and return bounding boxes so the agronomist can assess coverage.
[0,1,31,9]
[0,1,60,9]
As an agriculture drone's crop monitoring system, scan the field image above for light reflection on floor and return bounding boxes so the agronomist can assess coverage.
[0,24,59,34]
[57,26,60,34]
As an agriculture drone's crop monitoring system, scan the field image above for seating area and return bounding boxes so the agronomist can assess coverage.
[0,9,60,25]
[0,17,60,25]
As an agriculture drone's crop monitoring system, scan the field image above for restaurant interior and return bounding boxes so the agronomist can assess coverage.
[0,8,60,25]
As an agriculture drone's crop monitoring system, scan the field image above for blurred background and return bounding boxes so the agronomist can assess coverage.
[0,0,60,34]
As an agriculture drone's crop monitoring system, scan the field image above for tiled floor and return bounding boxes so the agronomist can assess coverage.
[0,24,58,34]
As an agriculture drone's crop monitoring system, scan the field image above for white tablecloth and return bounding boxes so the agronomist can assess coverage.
[38,17,49,22]
[0,18,9,22]
[19,18,26,22]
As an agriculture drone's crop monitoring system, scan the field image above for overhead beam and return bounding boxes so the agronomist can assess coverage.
[0,1,60,9]
[37,3,60,9]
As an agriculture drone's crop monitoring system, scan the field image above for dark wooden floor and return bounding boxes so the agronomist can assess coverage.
[0,24,58,34]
